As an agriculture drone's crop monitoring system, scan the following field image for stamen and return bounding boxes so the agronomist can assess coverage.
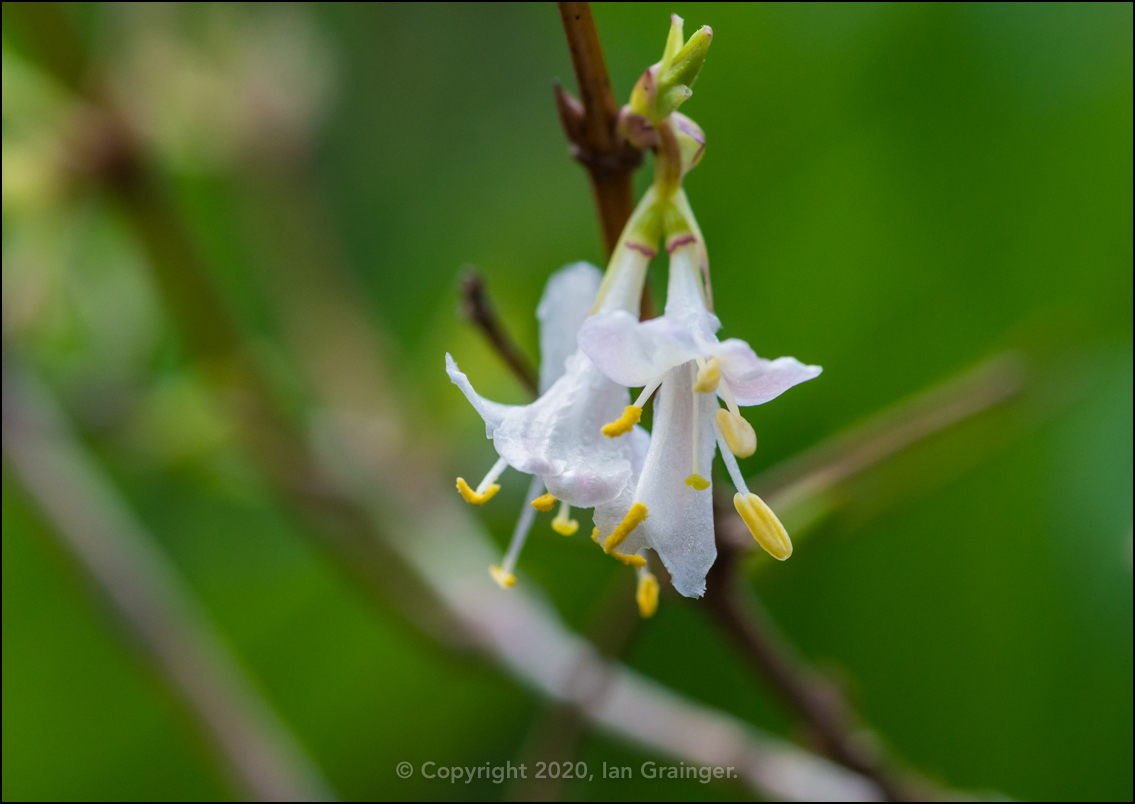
[734,492,793,560]
[634,376,664,408]
[551,501,579,535]
[612,551,647,569]
[456,478,499,505]
[494,475,546,587]
[590,527,601,545]
[457,455,509,504]
[489,565,516,588]
[712,414,751,495]
[531,492,557,512]
[605,502,648,553]
[693,357,720,393]
[716,408,756,458]
[636,567,659,618]
[684,474,710,490]
[718,379,742,419]
[477,456,509,494]
[602,405,642,437]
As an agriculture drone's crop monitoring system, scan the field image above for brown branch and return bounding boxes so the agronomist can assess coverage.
[556,2,642,259]
[459,271,539,396]
[705,539,921,801]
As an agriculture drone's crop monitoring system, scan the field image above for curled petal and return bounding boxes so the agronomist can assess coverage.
[445,353,517,438]
[536,262,602,393]
[578,311,701,388]
[715,346,822,407]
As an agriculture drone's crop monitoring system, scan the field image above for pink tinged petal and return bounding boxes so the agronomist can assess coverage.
[536,262,602,393]
[445,353,517,438]
[493,352,634,508]
[718,349,823,407]
[636,363,718,598]
[577,311,701,388]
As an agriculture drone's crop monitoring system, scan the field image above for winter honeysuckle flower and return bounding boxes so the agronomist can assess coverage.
[447,253,652,587]
[592,359,717,597]
[580,227,822,574]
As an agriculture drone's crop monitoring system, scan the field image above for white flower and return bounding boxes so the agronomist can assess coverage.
[581,236,822,584]
[447,254,652,587]
[593,361,716,597]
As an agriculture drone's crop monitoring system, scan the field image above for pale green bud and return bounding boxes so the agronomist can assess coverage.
[627,18,713,123]
[658,14,687,75]
[659,26,713,95]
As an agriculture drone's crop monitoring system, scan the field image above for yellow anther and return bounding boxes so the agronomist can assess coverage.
[553,511,581,536]
[716,409,756,458]
[551,504,579,536]
[489,565,516,588]
[457,477,499,505]
[531,492,557,512]
[734,492,792,560]
[591,527,601,545]
[602,405,642,437]
[605,502,648,553]
[684,473,711,491]
[693,358,721,393]
[636,572,659,618]
[612,551,647,569]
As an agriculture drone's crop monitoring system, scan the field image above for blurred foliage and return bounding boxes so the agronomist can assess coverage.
[2,3,1131,801]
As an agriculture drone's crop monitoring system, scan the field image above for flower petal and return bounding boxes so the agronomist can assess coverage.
[578,311,701,388]
[536,262,602,393]
[715,346,822,407]
[636,362,717,597]
[493,352,633,507]
[445,353,517,438]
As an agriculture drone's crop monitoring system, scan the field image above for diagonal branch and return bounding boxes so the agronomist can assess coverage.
[459,270,539,396]
[705,544,916,801]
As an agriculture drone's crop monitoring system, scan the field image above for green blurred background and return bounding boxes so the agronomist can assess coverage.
[2,2,1131,801]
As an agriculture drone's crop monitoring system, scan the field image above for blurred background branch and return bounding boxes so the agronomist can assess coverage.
[459,270,539,397]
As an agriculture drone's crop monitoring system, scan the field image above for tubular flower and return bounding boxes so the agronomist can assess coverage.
[447,258,651,587]
[593,360,718,597]
[580,231,821,571]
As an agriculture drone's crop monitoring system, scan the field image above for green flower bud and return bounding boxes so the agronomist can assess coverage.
[626,15,713,123]
[659,25,713,95]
